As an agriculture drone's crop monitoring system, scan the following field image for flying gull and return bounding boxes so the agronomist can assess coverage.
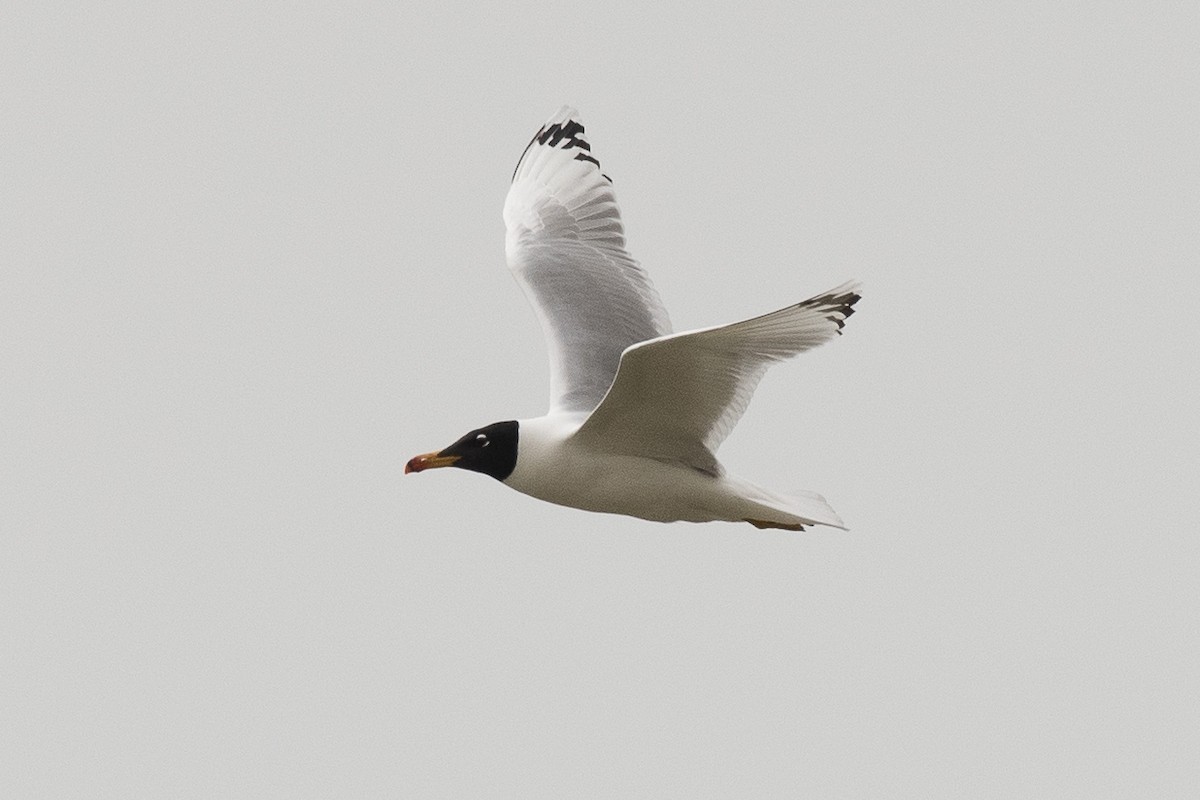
[406,107,861,531]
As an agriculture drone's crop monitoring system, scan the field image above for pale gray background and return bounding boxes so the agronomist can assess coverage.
[3,2,1197,798]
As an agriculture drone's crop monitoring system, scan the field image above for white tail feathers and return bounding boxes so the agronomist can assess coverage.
[729,479,848,531]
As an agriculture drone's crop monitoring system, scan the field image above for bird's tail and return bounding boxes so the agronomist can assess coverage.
[729,479,848,531]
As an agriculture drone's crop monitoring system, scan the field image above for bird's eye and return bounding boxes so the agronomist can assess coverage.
[475,434,489,447]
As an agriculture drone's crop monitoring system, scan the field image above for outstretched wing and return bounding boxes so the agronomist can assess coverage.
[573,282,862,474]
[504,106,671,415]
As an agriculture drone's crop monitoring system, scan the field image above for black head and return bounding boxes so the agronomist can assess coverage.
[405,420,518,481]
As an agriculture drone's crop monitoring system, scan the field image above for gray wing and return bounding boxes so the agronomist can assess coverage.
[503,106,671,415]
[573,282,862,475]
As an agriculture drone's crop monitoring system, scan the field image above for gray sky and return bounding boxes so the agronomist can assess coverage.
[3,2,1197,797]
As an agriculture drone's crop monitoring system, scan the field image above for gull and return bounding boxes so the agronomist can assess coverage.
[406,107,861,531]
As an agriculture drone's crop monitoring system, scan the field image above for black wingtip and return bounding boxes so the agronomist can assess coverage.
[511,113,609,183]
[797,286,862,334]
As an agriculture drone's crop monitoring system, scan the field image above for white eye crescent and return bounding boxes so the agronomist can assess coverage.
[476,434,490,447]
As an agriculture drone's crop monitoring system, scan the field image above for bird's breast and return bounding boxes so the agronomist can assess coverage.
[505,420,724,522]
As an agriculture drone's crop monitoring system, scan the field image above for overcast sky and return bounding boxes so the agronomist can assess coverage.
[3,2,1197,797]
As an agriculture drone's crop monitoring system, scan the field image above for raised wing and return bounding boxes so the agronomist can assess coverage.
[573,282,862,474]
[504,106,671,415]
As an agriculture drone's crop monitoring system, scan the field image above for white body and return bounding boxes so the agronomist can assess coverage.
[506,416,845,529]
